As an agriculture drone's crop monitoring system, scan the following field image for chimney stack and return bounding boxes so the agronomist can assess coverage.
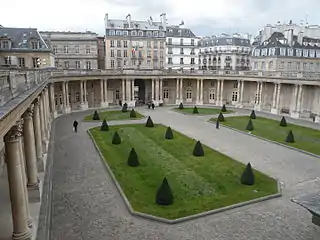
[297,31,304,45]
[126,14,132,27]
[104,14,109,29]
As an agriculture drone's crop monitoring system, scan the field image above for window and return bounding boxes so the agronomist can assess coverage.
[209,90,215,100]
[147,41,151,48]
[232,91,238,101]
[147,59,151,65]
[168,47,173,54]
[288,48,294,56]
[168,58,172,64]
[32,58,39,68]
[86,61,91,70]
[180,38,183,45]
[233,82,238,89]
[117,60,121,67]
[64,61,69,68]
[296,49,302,57]
[160,61,164,68]
[18,57,25,67]
[269,48,276,56]
[75,45,80,53]
[160,42,164,49]
[32,42,38,49]
[111,60,115,68]
[153,31,158,37]
[180,58,184,64]
[124,40,128,48]
[75,92,80,102]
[160,51,164,58]
[111,50,114,57]
[186,89,192,99]
[124,50,127,57]
[191,39,195,46]
[268,61,273,69]
[163,89,169,99]
[168,38,172,45]
[153,41,157,48]
[303,49,309,57]
[55,61,58,67]
[110,40,115,47]
[86,45,90,54]
[64,45,68,53]
[53,45,58,54]
[191,58,195,64]
[190,49,195,55]
[4,56,11,65]
[117,40,121,47]
[180,48,184,54]
[123,31,128,36]
[75,61,80,69]
[117,50,121,57]
[147,50,151,57]
[115,90,120,99]
[3,41,9,49]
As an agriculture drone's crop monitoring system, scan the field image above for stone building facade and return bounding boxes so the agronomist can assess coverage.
[40,31,98,70]
[104,13,167,70]
[0,27,54,69]
[198,33,252,71]
[97,36,106,69]
[166,25,199,71]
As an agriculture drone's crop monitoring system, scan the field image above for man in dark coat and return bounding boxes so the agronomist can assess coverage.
[73,120,79,133]
[151,102,155,110]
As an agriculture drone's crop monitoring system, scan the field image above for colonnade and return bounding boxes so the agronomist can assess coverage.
[4,84,56,239]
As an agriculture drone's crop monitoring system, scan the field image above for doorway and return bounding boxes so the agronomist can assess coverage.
[134,79,145,105]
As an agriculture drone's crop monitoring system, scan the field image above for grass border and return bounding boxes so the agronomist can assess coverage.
[210,119,320,159]
[172,108,234,116]
[87,123,282,224]
[83,110,146,122]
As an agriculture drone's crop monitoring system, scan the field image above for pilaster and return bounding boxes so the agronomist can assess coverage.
[151,78,155,101]
[175,78,180,105]
[5,122,32,240]
[64,82,71,113]
[104,79,109,107]
[159,78,163,104]
[33,98,44,172]
[179,78,183,103]
[121,79,125,102]
[199,79,203,105]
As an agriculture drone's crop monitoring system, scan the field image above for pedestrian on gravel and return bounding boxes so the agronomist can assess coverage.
[151,102,155,110]
[216,119,220,129]
[73,120,79,133]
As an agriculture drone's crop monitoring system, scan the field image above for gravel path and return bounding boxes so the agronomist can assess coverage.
[50,107,320,240]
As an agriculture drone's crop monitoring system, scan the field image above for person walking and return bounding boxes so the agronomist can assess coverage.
[73,120,79,133]
[216,119,220,129]
[151,102,155,110]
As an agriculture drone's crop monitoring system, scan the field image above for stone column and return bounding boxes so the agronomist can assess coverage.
[49,83,56,118]
[272,83,277,109]
[122,79,125,102]
[259,82,263,106]
[276,83,281,110]
[176,78,180,104]
[100,79,104,108]
[196,79,200,104]
[42,91,48,137]
[239,80,244,105]
[39,94,46,146]
[80,81,84,105]
[220,80,224,105]
[18,121,33,229]
[65,82,70,113]
[199,79,203,105]
[104,79,109,105]
[216,80,221,105]
[155,79,160,102]
[5,123,32,240]
[84,80,87,104]
[159,79,163,103]
[62,82,66,111]
[151,79,155,101]
[296,85,303,113]
[291,84,298,112]
[23,107,40,202]
[126,79,131,102]
[179,79,183,102]
[45,87,50,124]
[131,80,134,101]
[33,98,44,172]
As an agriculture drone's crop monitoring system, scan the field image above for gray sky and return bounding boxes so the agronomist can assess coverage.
[1,0,320,37]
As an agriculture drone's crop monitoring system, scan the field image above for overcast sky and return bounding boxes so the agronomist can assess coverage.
[1,0,320,37]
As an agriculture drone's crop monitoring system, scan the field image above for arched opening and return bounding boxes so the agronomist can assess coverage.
[134,79,146,105]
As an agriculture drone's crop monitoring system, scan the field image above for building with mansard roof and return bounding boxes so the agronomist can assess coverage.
[0,27,54,68]
[198,33,252,71]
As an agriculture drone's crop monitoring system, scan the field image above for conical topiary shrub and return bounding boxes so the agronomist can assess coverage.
[145,116,154,127]
[156,177,173,205]
[280,116,287,127]
[122,103,128,112]
[221,104,227,112]
[101,119,109,131]
[285,130,295,143]
[218,112,225,122]
[241,163,255,186]
[127,148,139,167]
[178,102,184,109]
[193,106,199,114]
[193,140,204,157]
[250,110,256,119]
[246,119,254,131]
[92,110,100,120]
[112,131,121,145]
[130,108,136,118]
[165,126,174,139]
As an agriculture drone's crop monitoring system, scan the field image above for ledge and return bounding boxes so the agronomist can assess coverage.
[88,126,282,224]
[215,122,320,159]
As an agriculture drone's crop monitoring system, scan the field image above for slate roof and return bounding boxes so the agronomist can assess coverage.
[107,19,164,31]
[0,27,50,52]
[166,26,197,38]
[199,35,251,47]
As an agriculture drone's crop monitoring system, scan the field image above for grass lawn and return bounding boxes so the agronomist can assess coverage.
[211,115,320,155]
[83,110,144,121]
[90,124,278,219]
[174,107,233,115]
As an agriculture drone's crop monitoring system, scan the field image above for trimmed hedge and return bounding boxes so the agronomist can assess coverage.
[156,177,174,205]
[285,130,295,143]
[193,106,199,114]
[246,119,254,131]
[280,116,287,127]
[130,108,137,118]
[127,148,139,167]
[145,116,154,127]
[101,119,109,131]
[250,110,256,119]
[221,104,227,112]
[178,102,184,109]
[193,140,204,157]
[112,131,121,145]
[240,162,255,186]
[165,126,174,139]
[93,110,100,120]
[218,112,225,122]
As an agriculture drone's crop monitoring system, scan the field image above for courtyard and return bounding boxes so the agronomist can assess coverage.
[47,107,320,240]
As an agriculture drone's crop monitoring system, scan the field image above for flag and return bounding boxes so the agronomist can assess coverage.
[132,46,138,53]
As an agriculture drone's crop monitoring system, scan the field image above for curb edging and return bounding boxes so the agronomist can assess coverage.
[87,127,282,224]
[214,122,320,159]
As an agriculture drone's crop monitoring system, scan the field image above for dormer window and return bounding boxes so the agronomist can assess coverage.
[280,48,286,56]
[268,48,276,56]
[31,41,38,49]
[288,48,294,56]
[3,41,9,49]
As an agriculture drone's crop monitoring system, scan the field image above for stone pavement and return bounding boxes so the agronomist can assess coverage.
[47,107,320,240]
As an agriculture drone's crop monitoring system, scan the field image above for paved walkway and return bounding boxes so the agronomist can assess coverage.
[49,107,320,240]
